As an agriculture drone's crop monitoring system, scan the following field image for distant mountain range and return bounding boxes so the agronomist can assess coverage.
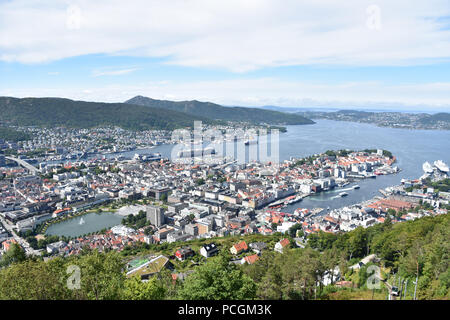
[295,109,450,130]
[0,96,314,131]
[4,95,446,131]
[0,97,213,131]
[258,105,340,113]
[125,96,314,125]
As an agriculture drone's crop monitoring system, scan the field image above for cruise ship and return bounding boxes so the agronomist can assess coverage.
[422,161,434,174]
[434,160,449,173]
[133,153,162,162]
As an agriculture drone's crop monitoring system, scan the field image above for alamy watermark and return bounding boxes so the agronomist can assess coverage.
[66,5,82,30]
[66,265,81,290]
[366,4,382,31]
[170,121,280,165]
[366,265,381,289]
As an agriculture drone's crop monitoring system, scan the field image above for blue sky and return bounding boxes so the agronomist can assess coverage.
[1,0,450,112]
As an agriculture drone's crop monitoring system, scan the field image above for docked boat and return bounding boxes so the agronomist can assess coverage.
[287,195,303,205]
[339,192,348,197]
[422,161,434,174]
[268,199,285,208]
[434,160,449,173]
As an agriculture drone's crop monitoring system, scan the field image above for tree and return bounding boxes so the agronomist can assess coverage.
[0,258,71,300]
[0,243,27,267]
[177,255,256,300]
[187,214,196,223]
[387,208,396,217]
[347,227,368,260]
[258,264,284,299]
[307,231,337,251]
[288,223,303,238]
[195,178,205,186]
[383,214,392,229]
[73,250,126,300]
[122,275,166,300]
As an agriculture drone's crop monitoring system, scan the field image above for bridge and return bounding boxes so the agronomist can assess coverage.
[5,156,41,174]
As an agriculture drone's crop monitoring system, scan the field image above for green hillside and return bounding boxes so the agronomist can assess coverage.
[296,109,450,130]
[0,97,214,130]
[420,112,450,125]
[126,96,315,125]
[0,127,31,142]
[0,213,448,300]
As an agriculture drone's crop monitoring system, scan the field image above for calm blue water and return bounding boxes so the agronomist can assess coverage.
[45,211,123,238]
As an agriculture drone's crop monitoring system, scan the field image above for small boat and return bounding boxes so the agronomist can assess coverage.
[339,192,348,197]
[79,217,85,225]
[352,185,360,189]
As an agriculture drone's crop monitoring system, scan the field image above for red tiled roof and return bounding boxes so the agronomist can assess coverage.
[233,241,248,252]
[244,254,259,264]
[279,238,290,247]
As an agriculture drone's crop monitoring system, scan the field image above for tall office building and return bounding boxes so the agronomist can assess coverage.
[146,205,165,227]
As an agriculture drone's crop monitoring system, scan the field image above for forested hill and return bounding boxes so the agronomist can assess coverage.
[0,97,214,130]
[0,126,31,142]
[125,95,315,125]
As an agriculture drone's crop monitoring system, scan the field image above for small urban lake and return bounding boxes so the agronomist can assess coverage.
[45,211,124,238]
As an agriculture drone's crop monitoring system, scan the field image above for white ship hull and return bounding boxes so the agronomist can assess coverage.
[434,160,449,173]
[422,161,434,173]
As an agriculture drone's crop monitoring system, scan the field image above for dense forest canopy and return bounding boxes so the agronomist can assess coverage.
[0,97,214,131]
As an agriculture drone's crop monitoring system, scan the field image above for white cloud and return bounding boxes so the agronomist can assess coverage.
[91,67,138,77]
[2,78,450,112]
[1,0,450,71]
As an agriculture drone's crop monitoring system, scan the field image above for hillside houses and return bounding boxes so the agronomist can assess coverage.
[274,238,290,253]
[230,241,248,255]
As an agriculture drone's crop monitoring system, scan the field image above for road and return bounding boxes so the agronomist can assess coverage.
[0,216,41,256]
[5,156,41,174]
[350,253,378,270]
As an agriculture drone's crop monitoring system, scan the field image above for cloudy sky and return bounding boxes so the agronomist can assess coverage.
[1,0,450,111]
